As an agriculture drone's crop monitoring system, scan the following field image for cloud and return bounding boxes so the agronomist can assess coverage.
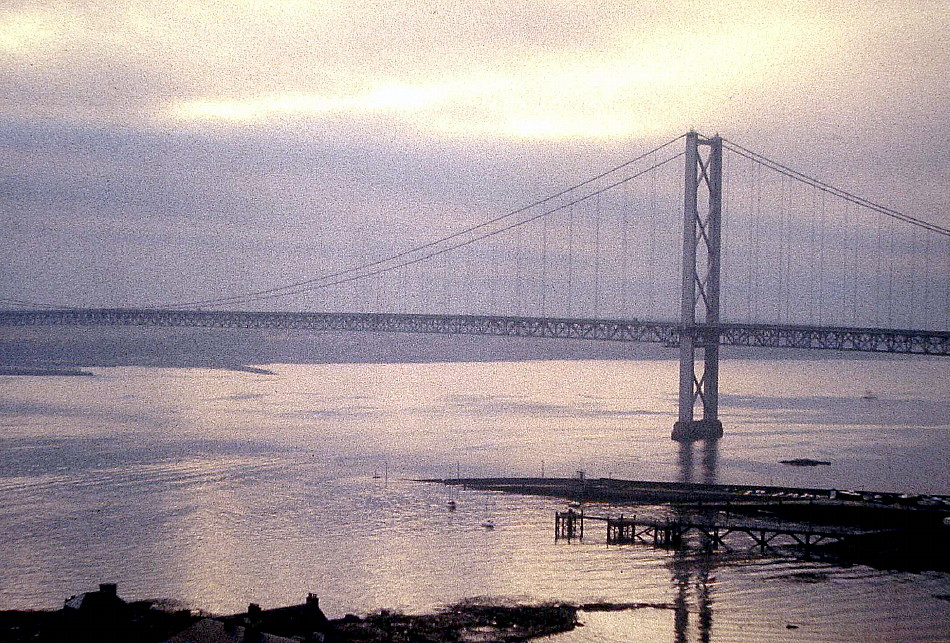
[2,1,946,141]
[153,4,851,139]
[0,1,948,310]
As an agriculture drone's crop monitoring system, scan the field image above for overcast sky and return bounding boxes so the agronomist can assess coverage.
[2,1,948,319]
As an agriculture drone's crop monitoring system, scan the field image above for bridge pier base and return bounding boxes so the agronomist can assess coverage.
[672,419,723,442]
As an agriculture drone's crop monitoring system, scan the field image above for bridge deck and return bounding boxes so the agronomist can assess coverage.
[1,308,948,356]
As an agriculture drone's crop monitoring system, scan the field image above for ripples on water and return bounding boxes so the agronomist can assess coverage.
[0,359,949,642]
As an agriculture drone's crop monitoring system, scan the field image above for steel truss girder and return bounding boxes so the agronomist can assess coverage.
[2,309,947,356]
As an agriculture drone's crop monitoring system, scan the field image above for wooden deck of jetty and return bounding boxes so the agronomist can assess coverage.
[431,477,950,527]
[554,509,858,555]
[427,477,950,568]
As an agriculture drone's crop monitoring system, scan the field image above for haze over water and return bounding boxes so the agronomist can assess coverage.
[1,356,949,642]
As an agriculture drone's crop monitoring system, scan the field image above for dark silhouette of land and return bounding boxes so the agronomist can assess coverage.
[0,587,578,643]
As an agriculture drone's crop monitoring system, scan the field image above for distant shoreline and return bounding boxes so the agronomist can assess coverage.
[1,324,906,371]
[0,366,94,377]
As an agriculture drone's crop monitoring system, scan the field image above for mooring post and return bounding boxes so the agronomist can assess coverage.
[672,131,724,442]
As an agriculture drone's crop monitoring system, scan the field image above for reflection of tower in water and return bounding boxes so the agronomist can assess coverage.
[678,438,720,486]
[701,439,718,485]
[677,441,695,484]
[672,438,718,642]
[670,547,715,643]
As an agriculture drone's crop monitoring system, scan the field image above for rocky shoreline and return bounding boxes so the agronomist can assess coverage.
[0,587,579,643]
[0,366,94,376]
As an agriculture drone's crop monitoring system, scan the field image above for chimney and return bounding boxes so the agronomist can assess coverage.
[305,592,331,631]
[244,604,263,643]
[99,583,117,596]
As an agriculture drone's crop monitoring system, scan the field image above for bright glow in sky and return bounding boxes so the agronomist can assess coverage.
[2,1,945,139]
[0,11,57,52]
[160,8,841,139]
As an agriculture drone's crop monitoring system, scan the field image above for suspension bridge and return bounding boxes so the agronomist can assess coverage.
[3,132,949,440]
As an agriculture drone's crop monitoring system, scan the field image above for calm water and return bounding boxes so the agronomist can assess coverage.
[1,358,949,642]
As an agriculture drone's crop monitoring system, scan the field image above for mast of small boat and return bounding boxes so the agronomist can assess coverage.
[448,460,460,509]
[481,496,494,529]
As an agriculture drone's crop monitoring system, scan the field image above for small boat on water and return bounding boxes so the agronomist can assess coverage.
[372,462,389,481]
[447,500,457,511]
[861,390,878,400]
[481,519,495,530]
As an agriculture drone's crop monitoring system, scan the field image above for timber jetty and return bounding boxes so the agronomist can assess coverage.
[430,477,950,516]
[428,477,950,569]
[554,509,856,557]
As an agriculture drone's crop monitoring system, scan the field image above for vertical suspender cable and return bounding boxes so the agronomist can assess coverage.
[945,236,950,329]
[777,175,786,323]
[485,235,493,314]
[375,271,381,312]
[812,190,820,324]
[922,231,932,328]
[652,147,657,318]
[419,244,427,314]
[540,212,548,315]
[466,242,474,314]
[878,215,886,327]
[516,217,524,316]
[610,189,617,319]
[622,174,630,316]
[594,193,602,317]
[785,177,794,323]
[909,228,919,329]
[818,190,826,325]
[846,201,858,324]
[887,220,895,327]
[752,161,762,321]
[721,149,730,321]
[745,160,754,321]
[568,202,575,317]
[441,223,449,313]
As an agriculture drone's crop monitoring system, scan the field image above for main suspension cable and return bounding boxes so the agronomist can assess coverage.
[149,134,688,310]
[191,152,685,308]
[722,139,950,237]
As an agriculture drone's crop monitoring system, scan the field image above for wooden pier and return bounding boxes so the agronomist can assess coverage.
[555,510,858,555]
[554,509,584,540]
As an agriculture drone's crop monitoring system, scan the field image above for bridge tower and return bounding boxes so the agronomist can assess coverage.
[672,131,724,441]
